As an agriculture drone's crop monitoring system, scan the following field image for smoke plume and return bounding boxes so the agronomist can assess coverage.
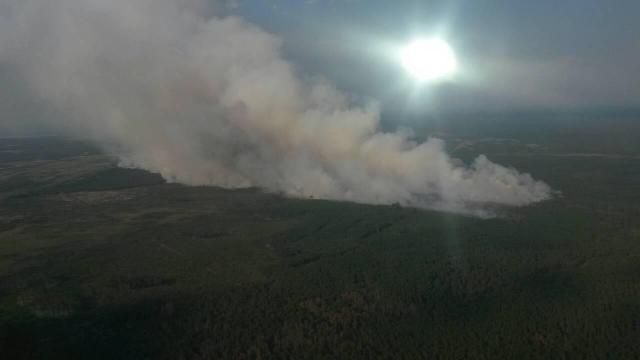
[0,0,552,215]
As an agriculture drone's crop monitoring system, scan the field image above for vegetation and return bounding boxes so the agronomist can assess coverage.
[1,118,640,359]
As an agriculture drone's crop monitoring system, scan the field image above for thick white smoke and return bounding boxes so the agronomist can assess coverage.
[0,0,552,214]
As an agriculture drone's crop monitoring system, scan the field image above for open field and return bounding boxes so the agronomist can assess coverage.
[1,117,640,359]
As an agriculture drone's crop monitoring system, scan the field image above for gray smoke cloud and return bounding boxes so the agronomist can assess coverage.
[0,0,552,215]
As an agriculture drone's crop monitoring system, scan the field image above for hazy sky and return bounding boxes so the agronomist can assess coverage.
[229,0,640,112]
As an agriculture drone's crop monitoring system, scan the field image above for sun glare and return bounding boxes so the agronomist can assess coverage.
[400,38,457,83]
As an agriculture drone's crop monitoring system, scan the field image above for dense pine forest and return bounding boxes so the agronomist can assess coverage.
[1,116,640,359]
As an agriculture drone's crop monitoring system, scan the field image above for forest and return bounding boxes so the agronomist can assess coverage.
[1,116,640,359]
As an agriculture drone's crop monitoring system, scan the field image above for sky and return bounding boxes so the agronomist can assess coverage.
[228,0,640,113]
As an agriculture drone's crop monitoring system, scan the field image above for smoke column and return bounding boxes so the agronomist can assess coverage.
[0,0,552,215]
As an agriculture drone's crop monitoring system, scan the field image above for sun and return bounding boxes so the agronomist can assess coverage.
[400,38,457,83]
